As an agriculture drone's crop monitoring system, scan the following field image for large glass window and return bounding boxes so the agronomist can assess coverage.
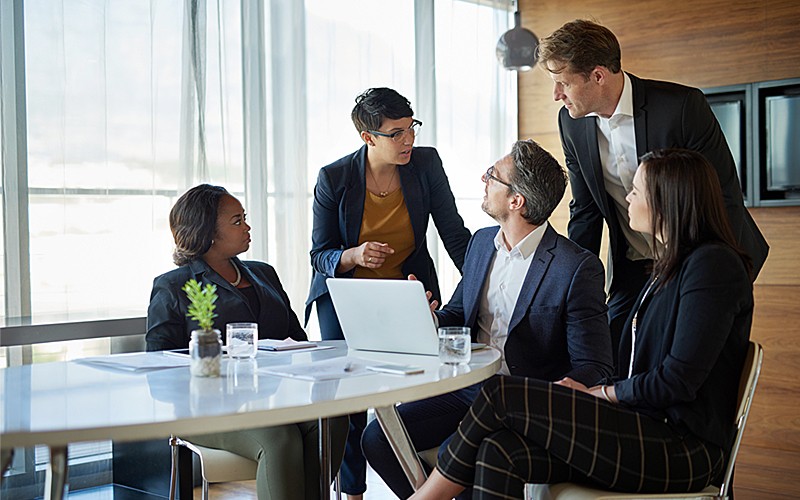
[23,0,244,316]
[2,1,517,493]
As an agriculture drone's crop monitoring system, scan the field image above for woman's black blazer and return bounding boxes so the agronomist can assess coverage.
[146,257,306,351]
[304,145,471,323]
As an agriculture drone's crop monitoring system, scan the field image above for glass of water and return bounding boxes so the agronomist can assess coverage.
[226,322,258,359]
[438,326,471,365]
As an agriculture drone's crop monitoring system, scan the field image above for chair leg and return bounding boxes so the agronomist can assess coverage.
[202,478,209,500]
[168,437,179,500]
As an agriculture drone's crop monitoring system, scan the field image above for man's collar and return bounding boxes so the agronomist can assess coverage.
[493,223,548,258]
[588,72,633,120]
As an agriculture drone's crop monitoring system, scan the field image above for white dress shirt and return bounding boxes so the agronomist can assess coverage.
[590,73,654,261]
[476,223,547,374]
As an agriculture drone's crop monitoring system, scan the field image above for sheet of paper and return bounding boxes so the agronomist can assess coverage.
[76,352,190,372]
[258,339,335,353]
[259,356,373,381]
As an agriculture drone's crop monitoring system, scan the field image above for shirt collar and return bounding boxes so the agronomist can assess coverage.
[588,72,633,120]
[493,223,548,259]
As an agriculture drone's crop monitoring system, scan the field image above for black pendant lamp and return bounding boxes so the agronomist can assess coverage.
[496,8,538,72]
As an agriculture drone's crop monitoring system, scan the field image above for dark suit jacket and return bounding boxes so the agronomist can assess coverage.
[146,258,306,351]
[436,225,613,386]
[615,243,752,450]
[559,73,768,284]
[305,145,471,322]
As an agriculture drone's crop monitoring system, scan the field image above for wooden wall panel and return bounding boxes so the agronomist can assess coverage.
[750,207,800,285]
[518,0,800,495]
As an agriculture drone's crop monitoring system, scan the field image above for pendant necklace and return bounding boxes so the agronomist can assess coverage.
[368,166,397,197]
[229,259,241,287]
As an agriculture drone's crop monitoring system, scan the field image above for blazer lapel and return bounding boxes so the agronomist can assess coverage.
[581,118,611,217]
[629,73,649,159]
[343,146,368,246]
[398,157,424,249]
[463,228,499,327]
[508,226,556,332]
[190,259,238,297]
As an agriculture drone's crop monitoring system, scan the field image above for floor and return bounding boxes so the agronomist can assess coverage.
[202,464,398,499]
[61,464,398,499]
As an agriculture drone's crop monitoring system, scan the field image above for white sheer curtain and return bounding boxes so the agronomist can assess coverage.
[19,0,243,318]
[432,0,517,300]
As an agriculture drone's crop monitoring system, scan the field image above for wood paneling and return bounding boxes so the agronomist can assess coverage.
[519,1,800,495]
[751,207,800,285]
[518,0,800,141]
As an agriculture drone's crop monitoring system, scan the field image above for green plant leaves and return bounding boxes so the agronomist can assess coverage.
[182,279,218,332]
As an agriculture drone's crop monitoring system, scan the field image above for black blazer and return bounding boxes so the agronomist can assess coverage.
[146,258,306,351]
[559,73,768,284]
[615,243,753,449]
[436,225,613,387]
[305,145,471,322]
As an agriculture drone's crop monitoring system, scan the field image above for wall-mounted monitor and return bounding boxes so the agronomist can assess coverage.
[704,87,748,202]
[765,93,800,192]
[757,79,800,204]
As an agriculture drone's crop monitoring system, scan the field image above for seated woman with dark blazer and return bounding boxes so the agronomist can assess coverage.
[146,184,347,500]
[409,149,754,499]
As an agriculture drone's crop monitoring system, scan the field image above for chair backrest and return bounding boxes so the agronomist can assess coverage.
[716,340,763,497]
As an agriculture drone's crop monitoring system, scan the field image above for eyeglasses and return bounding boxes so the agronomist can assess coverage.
[482,165,513,189]
[368,119,422,143]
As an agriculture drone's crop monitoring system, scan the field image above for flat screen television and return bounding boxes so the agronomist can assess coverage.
[765,93,800,191]
[709,98,744,181]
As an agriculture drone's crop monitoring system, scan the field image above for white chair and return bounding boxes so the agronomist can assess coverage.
[525,340,763,500]
[168,436,258,500]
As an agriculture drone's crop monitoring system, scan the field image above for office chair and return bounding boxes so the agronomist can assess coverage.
[525,340,763,500]
[168,436,257,500]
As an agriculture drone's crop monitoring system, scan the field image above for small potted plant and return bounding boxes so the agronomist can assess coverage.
[183,279,222,377]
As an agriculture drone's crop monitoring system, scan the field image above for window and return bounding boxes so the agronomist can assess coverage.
[2,0,517,494]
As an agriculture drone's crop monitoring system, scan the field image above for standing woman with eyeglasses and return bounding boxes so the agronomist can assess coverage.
[305,87,471,499]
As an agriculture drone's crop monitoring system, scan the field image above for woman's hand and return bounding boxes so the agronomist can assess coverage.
[557,377,617,403]
[555,377,590,394]
[337,241,395,273]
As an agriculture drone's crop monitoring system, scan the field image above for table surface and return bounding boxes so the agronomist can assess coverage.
[1,341,501,448]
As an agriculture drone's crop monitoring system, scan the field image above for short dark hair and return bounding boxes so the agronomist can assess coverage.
[351,87,414,133]
[537,19,621,76]
[639,149,751,284]
[507,140,567,226]
[169,184,229,266]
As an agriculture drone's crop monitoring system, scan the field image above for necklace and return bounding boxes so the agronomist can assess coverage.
[368,166,397,197]
[628,274,659,378]
[229,259,241,287]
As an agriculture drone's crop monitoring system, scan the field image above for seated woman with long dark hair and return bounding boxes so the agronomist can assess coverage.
[409,149,754,499]
[146,184,347,500]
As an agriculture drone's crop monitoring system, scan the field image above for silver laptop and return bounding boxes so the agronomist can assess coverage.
[326,278,439,355]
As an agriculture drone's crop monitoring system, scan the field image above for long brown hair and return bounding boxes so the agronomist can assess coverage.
[640,149,751,285]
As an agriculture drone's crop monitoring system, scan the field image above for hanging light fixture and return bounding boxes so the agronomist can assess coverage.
[496,4,538,72]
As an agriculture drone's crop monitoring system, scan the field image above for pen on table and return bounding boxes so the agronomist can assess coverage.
[343,362,354,372]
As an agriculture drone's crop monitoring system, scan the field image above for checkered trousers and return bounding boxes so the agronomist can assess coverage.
[437,375,725,499]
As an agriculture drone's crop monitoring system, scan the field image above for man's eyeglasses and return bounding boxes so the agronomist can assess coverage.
[368,119,422,143]
[482,165,513,189]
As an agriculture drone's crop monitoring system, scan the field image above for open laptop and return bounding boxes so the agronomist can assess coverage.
[326,278,440,355]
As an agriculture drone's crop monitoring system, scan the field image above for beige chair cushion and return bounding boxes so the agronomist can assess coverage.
[526,483,720,500]
[191,444,258,483]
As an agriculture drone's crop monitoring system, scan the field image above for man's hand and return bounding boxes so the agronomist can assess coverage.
[408,274,438,311]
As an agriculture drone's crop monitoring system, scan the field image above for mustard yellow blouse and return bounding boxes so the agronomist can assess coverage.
[353,189,415,279]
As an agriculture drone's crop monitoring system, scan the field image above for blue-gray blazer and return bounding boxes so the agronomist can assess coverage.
[305,145,471,323]
[436,225,613,386]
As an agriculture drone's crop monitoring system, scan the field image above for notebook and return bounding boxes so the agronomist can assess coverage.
[326,278,440,356]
